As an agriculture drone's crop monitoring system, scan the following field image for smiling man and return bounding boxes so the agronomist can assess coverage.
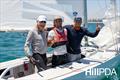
[64,17,101,62]
[24,15,48,72]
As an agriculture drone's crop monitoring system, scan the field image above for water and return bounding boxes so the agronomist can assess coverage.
[0,31,54,62]
[0,23,119,79]
[0,23,97,62]
[0,32,26,62]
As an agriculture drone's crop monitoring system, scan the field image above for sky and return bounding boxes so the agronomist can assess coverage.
[87,0,120,19]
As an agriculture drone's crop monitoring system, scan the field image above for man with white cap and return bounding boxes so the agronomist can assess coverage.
[24,15,47,71]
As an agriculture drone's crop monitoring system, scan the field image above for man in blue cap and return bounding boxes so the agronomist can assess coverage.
[64,17,101,62]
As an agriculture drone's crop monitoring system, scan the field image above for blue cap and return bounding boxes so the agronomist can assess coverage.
[74,17,82,21]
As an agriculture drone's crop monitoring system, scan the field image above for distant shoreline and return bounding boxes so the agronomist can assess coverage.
[88,21,103,23]
[0,22,103,32]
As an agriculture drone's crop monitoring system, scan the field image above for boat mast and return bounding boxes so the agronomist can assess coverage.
[83,0,88,46]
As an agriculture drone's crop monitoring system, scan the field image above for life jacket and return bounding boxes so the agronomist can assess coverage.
[52,28,68,48]
[53,28,67,42]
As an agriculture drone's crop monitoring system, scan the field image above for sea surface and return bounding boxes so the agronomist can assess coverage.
[0,23,119,80]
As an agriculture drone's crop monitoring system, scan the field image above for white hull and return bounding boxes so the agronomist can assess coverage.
[63,52,120,80]
[18,51,120,80]
[0,46,120,80]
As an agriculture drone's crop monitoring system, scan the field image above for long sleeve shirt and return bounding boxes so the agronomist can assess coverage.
[24,28,47,57]
[64,25,100,54]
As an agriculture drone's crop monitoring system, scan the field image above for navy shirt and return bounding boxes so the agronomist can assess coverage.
[64,25,99,54]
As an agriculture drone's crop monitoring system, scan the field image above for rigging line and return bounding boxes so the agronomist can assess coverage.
[105,0,116,51]
[108,8,118,52]
[104,0,118,53]
[112,0,119,53]
[115,18,119,53]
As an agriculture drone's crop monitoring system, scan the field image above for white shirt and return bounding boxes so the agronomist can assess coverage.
[48,29,67,55]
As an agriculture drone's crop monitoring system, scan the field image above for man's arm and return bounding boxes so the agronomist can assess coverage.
[47,30,55,47]
[63,25,69,30]
[24,30,34,57]
[85,23,100,37]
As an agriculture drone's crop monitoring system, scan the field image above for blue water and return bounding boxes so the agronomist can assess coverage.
[0,23,119,80]
[0,23,97,62]
[0,31,54,62]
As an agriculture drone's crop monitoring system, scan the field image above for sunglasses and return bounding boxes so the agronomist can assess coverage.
[39,21,46,23]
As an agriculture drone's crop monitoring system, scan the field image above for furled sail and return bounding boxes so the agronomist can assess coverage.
[89,0,120,50]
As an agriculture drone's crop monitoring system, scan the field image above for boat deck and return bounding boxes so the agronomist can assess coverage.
[16,51,117,80]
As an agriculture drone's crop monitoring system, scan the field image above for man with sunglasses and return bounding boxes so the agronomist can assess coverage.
[64,17,101,62]
[48,16,68,67]
[24,15,47,72]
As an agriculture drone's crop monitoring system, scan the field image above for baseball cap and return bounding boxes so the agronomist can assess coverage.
[37,15,47,22]
[74,17,82,21]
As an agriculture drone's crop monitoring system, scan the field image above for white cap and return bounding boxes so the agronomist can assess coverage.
[37,15,47,22]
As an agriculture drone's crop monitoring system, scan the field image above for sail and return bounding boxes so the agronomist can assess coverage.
[0,0,84,31]
[89,0,120,50]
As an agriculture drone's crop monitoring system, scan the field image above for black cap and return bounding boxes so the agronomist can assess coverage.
[74,17,82,21]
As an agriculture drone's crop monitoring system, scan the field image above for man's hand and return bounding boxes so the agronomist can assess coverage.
[47,40,55,47]
[28,56,35,65]
[96,23,101,32]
